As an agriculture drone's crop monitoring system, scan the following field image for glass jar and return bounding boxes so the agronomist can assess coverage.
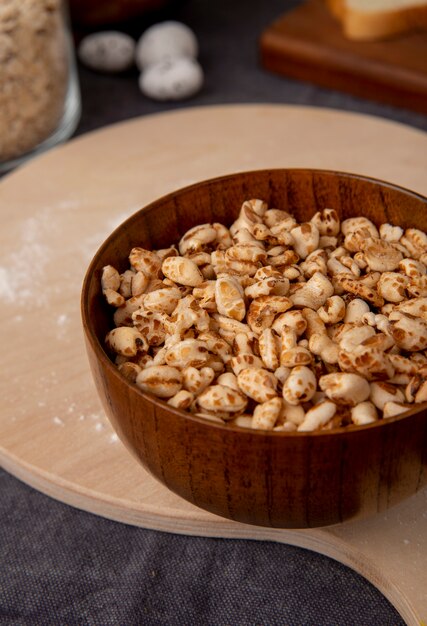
[0,0,81,173]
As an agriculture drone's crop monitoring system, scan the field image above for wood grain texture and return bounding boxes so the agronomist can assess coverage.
[260,0,427,114]
[82,168,427,529]
[1,105,427,624]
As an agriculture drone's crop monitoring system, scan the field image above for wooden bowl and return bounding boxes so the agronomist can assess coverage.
[81,168,427,528]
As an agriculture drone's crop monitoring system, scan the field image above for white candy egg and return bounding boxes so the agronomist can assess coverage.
[78,31,135,73]
[139,57,203,101]
[135,21,198,70]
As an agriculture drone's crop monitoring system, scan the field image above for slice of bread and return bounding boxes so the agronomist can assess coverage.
[326,0,427,40]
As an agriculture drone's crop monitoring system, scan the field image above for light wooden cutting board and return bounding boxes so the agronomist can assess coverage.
[0,104,426,626]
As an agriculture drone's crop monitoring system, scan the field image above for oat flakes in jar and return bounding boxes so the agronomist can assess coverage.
[0,0,81,173]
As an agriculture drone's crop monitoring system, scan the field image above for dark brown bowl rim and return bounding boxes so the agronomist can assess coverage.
[81,167,427,438]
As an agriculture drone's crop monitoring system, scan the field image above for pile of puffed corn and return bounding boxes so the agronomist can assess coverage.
[101,200,427,431]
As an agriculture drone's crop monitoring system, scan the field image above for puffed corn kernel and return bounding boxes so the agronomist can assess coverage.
[136,365,182,398]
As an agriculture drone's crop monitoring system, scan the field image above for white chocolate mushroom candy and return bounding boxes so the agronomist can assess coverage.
[351,401,378,426]
[135,21,198,70]
[162,256,203,287]
[215,275,246,321]
[139,57,203,101]
[78,32,135,73]
[237,368,278,404]
[252,397,283,430]
[282,366,317,405]
[319,373,370,406]
[197,384,247,414]
[298,400,337,432]
[369,382,405,411]
[136,365,182,398]
[106,327,148,357]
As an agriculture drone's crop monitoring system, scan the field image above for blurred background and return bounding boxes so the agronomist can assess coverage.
[69,0,427,134]
[1,0,425,174]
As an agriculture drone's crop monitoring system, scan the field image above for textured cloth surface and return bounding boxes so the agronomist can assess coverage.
[1,471,405,626]
[2,0,426,624]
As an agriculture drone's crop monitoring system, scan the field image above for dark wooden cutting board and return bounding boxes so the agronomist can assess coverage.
[259,0,427,114]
